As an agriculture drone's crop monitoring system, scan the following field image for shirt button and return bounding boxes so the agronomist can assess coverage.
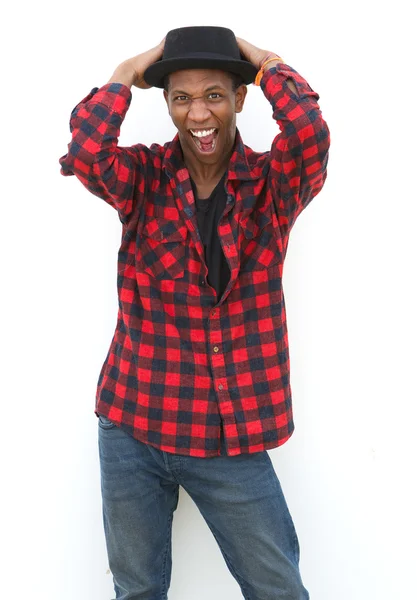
[200,280,206,286]
[213,346,219,353]
[218,384,223,391]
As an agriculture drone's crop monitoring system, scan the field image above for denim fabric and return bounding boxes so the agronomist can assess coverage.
[98,415,309,600]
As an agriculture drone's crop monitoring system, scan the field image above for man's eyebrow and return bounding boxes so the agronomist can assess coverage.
[170,85,226,95]
[205,85,226,92]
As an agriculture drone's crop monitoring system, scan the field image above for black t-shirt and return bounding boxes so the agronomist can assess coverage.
[190,172,231,303]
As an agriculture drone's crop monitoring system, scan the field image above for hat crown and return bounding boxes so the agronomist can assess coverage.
[143,26,258,88]
[163,26,241,61]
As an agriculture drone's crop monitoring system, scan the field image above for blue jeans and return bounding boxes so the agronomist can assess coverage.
[98,415,309,600]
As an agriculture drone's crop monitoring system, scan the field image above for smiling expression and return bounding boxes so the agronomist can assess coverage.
[163,69,247,167]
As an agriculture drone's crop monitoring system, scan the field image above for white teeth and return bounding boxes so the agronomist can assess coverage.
[190,128,216,138]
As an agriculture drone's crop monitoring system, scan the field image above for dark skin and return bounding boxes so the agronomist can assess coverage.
[107,36,297,198]
[163,69,247,198]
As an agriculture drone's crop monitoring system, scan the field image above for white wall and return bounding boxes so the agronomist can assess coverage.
[2,1,416,598]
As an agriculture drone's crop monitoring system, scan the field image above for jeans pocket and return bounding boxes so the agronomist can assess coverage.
[98,414,117,430]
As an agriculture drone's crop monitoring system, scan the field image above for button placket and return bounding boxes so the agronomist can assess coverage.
[208,308,227,397]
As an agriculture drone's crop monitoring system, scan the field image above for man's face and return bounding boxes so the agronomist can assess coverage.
[163,69,247,166]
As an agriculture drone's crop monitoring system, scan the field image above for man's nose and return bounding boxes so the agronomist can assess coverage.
[188,98,211,122]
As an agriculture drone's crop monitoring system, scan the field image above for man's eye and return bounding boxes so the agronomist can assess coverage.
[208,93,221,99]
[174,96,188,101]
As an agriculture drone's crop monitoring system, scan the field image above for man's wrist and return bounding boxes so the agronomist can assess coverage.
[107,62,136,88]
[263,58,284,71]
[257,53,284,69]
[254,55,285,86]
[256,55,298,95]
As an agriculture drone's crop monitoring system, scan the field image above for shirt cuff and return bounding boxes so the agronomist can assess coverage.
[260,63,319,100]
[70,82,133,118]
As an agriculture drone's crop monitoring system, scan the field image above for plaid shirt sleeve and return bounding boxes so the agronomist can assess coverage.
[261,64,330,240]
[59,82,148,223]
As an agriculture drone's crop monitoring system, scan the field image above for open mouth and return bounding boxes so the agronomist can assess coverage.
[189,128,219,153]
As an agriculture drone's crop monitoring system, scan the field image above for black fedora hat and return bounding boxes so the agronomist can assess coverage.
[144,26,258,89]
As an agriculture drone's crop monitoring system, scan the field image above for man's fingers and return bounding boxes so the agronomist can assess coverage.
[236,37,251,61]
[157,36,166,53]
[236,37,246,51]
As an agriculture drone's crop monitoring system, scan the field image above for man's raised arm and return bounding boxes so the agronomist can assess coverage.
[58,39,165,224]
[237,38,330,243]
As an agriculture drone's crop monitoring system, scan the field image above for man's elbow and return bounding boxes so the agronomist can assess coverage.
[317,119,330,174]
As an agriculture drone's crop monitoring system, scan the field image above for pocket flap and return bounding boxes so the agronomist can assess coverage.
[142,217,187,242]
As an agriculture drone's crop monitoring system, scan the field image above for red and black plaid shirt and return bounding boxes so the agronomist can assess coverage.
[59,62,330,457]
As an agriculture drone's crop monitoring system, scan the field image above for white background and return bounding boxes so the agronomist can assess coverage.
[1,1,416,598]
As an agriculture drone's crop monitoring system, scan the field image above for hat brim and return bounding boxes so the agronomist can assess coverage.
[144,53,258,88]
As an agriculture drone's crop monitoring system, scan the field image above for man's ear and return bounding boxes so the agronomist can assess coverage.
[235,84,247,114]
[163,89,170,114]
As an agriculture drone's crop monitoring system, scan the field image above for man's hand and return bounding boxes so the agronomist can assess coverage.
[237,36,296,94]
[236,37,275,70]
[107,37,166,89]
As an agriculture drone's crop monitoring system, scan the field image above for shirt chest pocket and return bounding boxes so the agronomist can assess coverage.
[239,211,281,272]
[137,217,187,280]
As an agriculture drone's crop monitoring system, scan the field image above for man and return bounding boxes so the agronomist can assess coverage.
[59,26,330,600]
